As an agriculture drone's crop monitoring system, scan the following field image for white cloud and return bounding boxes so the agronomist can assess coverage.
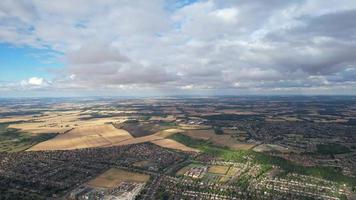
[69,74,76,80]
[28,77,44,85]
[1,0,356,95]
[21,77,44,86]
[181,84,194,90]
[213,8,238,23]
[20,77,51,88]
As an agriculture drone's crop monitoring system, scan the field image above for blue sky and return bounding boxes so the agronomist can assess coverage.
[0,43,62,82]
[1,0,356,97]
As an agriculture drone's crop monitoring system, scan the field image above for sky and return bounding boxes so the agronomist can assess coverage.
[1,0,356,97]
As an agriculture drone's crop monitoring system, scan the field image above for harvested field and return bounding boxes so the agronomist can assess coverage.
[0,115,34,123]
[184,129,214,140]
[28,124,133,151]
[208,165,230,175]
[112,129,199,152]
[151,138,199,152]
[183,129,255,150]
[28,126,199,153]
[88,168,150,189]
[112,135,161,146]
[7,110,126,135]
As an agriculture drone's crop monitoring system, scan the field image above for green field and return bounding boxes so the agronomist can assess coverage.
[169,133,356,189]
[0,123,56,152]
[158,121,177,127]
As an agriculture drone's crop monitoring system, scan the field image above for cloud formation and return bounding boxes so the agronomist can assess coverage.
[1,0,356,95]
[21,77,46,86]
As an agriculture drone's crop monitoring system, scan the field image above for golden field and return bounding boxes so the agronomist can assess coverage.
[7,110,127,135]
[151,138,199,152]
[28,124,133,151]
[29,126,199,152]
[87,168,150,188]
[3,108,200,153]
[111,128,199,152]
[208,165,230,175]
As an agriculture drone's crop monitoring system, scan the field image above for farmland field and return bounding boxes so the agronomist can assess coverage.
[88,168,150,188]
[114,120,165,137]
[183,129,255,150]
[151,138,199,152]
[29,126,199,153]
[29,124,133,151]
[0,123,56,152]
[112,129,198,152]
[6,110,126,135]
[208,165,230,175]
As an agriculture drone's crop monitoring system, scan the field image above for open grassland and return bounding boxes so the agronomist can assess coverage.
[184,129,213,140]
[88,168,150,189]
[28,124,133,151]
[169,133,356,189]
[152,128,184,138]
[183,129,255,150]
[253,144,295,153]
[178,124,212,130]
[0,123,56,152]
[149,115,176,122]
